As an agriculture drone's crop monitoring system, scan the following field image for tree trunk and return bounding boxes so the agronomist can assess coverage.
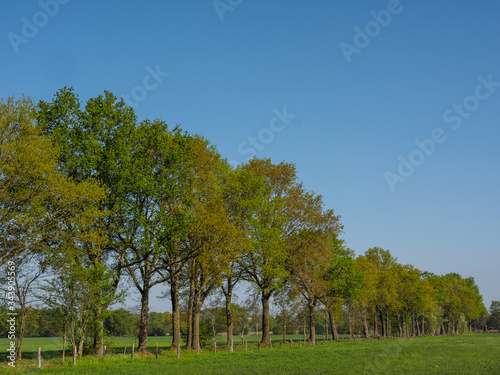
[78,334,85,357]
[308,300,316,344]
[93,306,104,356]
[15,307,26,360]
[260,287,271,346]
[225,288,233,350]
[328,311,339,342]
[378,308,386,337]
[303,316,307,342]
[192,281,213,351]
[192,295,201,353]
[62,331,66,362]
[416,314,421,336]
[387,311,391,337]
[169,277,181,351]
[186,276,195,350]
[397,312,403,338]
[283,322,287,342]
[348,309,354,341]
[324,316,328,341]
[362,313,369,339]
[138,285,150,353]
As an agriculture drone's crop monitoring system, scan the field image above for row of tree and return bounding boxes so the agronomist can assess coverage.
[0,90,490,361]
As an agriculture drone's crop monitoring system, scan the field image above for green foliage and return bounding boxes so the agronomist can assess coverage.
[0,94,105,266]
[148,312,167,336]
[104,309,139,337]
[487,301,500,329]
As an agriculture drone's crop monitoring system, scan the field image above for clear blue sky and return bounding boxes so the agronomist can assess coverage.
[2,0,499,312]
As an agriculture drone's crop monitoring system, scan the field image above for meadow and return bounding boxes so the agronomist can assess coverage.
[1,333,499,374]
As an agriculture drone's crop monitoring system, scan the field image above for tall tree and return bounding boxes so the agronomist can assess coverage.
[290,231,333,344]
[116,120,194,353]
[487,301,500,330]
[238,159,292,346]
[353,254,378,338]
[365,247,398,338]
[241,158,343,346]
[37,88,136,355]
[180,138,247,351]
[319,245,363,342]
[219,166,266,350]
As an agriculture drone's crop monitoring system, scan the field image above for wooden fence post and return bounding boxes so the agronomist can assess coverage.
[270,337,272,349]
[123,346,126,355]
[155,343,158,359]
[131,343,134,360]
[257,341,260,350]
[245,340,247,352]
[37,347,41,368]
[73,346,76,365]
[197,342,200,354]
[103,345,106,359]
[299,339,301,347]
[177,344,181,358]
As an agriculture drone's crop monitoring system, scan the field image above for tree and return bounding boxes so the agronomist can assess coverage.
[364,247,399,338]
[241,158,343,346]
[238,160,290,346]
[487,301,500,330]
[40,261,96,357]
[117,120,203,352]
[104,309,138,337]
[148,312,168,336]
[353,254,378,338]
[179,139,242,351]
[393,264,435,338]
[320,245,363,342]
[218,165,266,350]
[37,88,136,355]
[274,285,301,342]
[1,254,44,360]
[232,303,250,344]
[290,231,334,344]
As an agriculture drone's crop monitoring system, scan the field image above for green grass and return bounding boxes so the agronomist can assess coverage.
[1,334,499,374]
[0,334,351,359]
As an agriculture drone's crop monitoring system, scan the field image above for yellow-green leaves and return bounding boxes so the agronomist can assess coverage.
[0,95,105,266]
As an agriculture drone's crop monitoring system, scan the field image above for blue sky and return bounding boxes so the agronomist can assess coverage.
[2,0,499,312]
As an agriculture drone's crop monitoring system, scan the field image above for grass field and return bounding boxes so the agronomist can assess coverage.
[1,333,499,374]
